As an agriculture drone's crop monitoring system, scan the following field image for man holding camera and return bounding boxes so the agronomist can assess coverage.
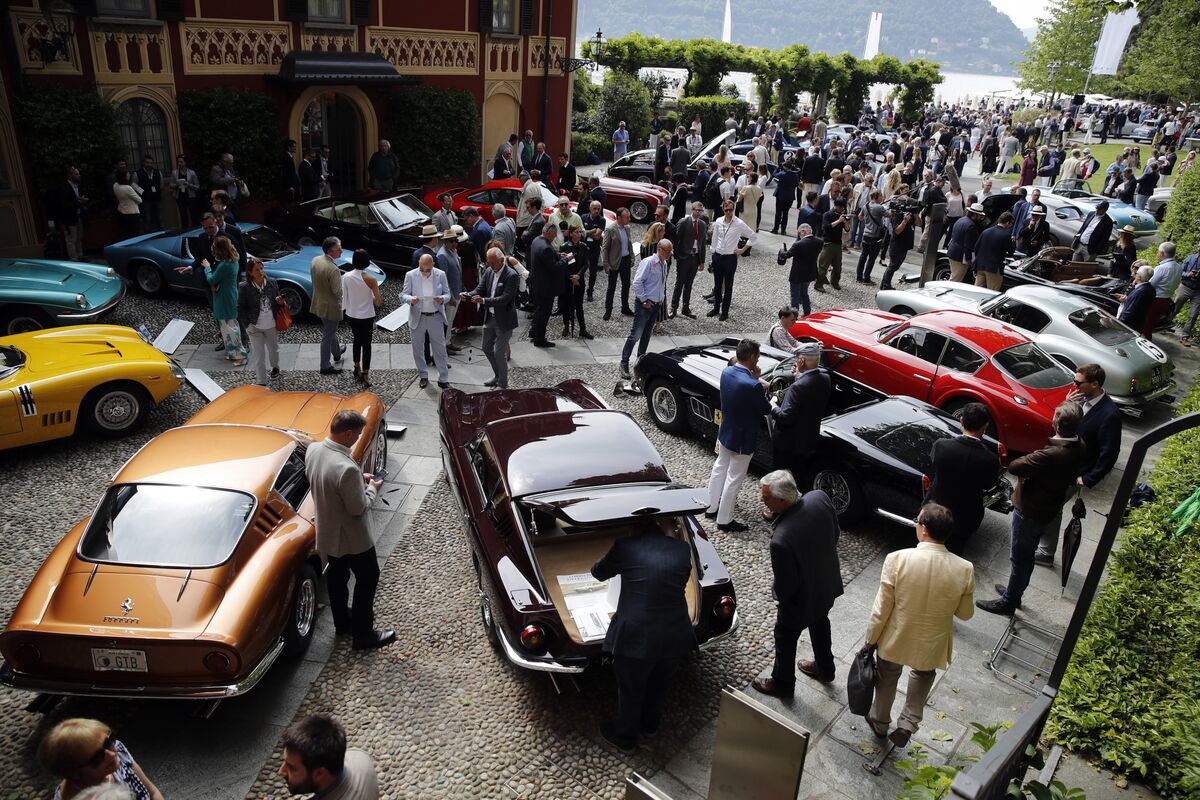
[879,193,917,290]
[620,239,672,379]
[815,197,849,292]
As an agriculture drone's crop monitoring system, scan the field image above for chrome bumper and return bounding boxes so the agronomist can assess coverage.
[699,610,739,649]
[496,626,587,674]
[1112,378,1177,406]
[54,283,127,322]
[0,638,285,700]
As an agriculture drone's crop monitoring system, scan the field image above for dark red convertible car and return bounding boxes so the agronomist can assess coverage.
[790,309,1074,454]
[439,380,737,678]
[424,179,621,226]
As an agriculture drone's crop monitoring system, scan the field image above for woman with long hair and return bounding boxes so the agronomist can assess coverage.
[112,170,142,239]
[205,234,247,366]
[342,249,382,386]
[710,144,731,174]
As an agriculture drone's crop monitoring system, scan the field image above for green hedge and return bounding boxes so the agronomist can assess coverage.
[179,89,281,203]
[596,71,653,152]
[677,96,750,142]
[16,87,122,210]
[1046,379,1200,797]
[390,87,479,184]
[571,132,610,164]
[1139,160,1200,266]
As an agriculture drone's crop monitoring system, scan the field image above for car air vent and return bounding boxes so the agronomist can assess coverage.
[495,510,516,538]
[253,505,283,536]
[41,410,72,427]
[689,397,712,419]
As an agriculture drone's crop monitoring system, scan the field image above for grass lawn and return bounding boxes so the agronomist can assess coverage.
[989,140,1161,187]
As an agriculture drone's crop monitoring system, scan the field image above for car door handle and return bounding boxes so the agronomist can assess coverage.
[913,372,929,379]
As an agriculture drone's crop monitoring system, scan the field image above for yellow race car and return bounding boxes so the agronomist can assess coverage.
[1,325,185,450]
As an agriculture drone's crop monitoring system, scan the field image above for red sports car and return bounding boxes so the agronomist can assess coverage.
[789,309,1074,454]
[594,175,669,222]
[425,179,617,227]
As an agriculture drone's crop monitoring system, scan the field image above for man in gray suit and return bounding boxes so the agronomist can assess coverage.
[464,247,521,389]
[311,236,346,375]
[305,410,394,651]
[402,253,452,389]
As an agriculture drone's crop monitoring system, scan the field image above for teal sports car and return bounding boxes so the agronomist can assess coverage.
[0,258,126,336]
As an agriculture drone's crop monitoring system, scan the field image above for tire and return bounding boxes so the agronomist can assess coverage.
[628,199,652,223]
[277,282,309,317]
[298,235,318,247]
[892,305,916,317]
[372,423,388,475]
[0,306,53,336]
[933,264,952,282]
[635,176,651,184]
[645,380,688,434]
[1155,205,1167,223]
[474,555,499,648]
[282,564,318,656]
[133,261,167,296]
[80,382,151,438]
[805,463,867,525]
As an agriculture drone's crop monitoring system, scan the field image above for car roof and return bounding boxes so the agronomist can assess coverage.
[485,409,668,498]
[910,309,1030,351]
[1005,284,1095,314]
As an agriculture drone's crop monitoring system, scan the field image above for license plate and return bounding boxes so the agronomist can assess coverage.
[91,648,147,672]
[713,409,722,425]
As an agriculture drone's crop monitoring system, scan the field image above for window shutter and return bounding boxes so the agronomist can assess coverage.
[478,0,493,34]
[519,0,534,35]
[282,0,309,22]
[156,0,185,22]
[349,0,370,25]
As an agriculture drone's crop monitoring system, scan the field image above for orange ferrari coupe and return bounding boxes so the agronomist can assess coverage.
[0,385,387,701]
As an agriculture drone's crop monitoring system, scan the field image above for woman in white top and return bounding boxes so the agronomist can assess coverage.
[710,144,731,175]
[737,172,763,233]
[237,258,284,386]
[112,170,143,239]
[342,249,382,387]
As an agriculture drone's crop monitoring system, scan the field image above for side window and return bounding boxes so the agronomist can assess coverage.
[940,339,986,374]
[989,299,1051,333]
[888,326,947,365]
[468,440,504,504]
[467,191,492,204]
[273,450,310,509]
[494,189,521,208]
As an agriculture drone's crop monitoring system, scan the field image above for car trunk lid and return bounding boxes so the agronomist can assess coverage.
[45,569,224,635]
[522,485,710,527]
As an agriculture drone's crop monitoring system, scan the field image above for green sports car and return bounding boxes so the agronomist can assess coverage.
[0,258,126,336]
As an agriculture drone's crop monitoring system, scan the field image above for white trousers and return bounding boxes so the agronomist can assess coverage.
[246,323,279,385]
[707,443,752,525]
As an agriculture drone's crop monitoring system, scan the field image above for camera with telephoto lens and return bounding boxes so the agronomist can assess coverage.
[887,195,922,216]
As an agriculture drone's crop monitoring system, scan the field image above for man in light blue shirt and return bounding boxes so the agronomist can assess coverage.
[612,121,630,159]
[620,239,672,378]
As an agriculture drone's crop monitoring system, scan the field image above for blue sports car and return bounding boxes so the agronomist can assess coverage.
[104,224,387,317]
[0,258,125,336]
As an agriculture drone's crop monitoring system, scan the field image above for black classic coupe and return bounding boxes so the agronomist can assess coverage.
[634,339,1013,526]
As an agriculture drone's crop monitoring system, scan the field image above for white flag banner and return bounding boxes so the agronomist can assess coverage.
[1090,8,1139,75]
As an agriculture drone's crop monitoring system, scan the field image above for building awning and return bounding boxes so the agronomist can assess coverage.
[274,51,420,85]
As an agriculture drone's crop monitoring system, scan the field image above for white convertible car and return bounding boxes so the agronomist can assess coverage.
[876,282,1175,409]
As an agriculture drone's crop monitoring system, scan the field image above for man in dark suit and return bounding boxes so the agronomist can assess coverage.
[925,402,1002,554]
[706,339,772,532]
[133,154,164,233]
[670,202,707,318]
[555,152,577,198]
[47,165,89,261]
[493,144,515,181]
[779,223,823,316]
[464,246,520,388]
[591,518,697,753]
[1034,363,1122,564]
[530,142,554,186]
[528,223,563,347]
[977,402,1088,615]
[1072,201,1114,260]
[281,139,302,202]
[752,472,843,697]
[299,148,321,201]
[769,341,830,481]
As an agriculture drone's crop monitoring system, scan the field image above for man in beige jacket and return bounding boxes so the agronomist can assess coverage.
[863,503,974,747]
[311,236,346,375]
[305,409,394,651]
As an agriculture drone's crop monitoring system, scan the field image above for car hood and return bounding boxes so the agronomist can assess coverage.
[657,341,790,389]
[43,569,224,635]
[801,308,904,340]
[13,325,167,376]
[601,175,667,196]
[0,261,117,300]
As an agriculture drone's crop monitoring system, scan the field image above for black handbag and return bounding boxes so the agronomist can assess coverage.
[847,646,878,716]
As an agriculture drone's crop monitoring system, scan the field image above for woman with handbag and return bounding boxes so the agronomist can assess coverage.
[205,235,247,366]
[342,249,382,387]
[238,257,285,385]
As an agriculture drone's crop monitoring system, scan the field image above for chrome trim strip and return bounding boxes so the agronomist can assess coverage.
[699,610,739,649]
[494,627,586,674]
[1111,379,1177,406]
[874,508,917,527]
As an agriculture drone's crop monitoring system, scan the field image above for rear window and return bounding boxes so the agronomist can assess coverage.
[993,343,1073,389]
[80,484,255,568]
[858,422,951,474]
[1068,307,1137,346]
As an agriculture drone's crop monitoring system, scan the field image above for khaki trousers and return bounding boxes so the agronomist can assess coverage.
[975,270,1003,290]
[948,258,971,282]
[868,656,937,734]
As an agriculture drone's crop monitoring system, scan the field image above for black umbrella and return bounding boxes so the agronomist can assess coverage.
[1061,491,1087,590]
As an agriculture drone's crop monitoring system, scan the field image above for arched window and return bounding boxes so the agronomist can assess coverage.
[116,98,169,172]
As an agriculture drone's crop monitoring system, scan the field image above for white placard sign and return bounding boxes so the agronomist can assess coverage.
[152,318,195,354]
[376,304,410,332]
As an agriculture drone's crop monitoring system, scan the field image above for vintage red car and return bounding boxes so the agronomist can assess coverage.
[439,379,737,678]
[790,309,1074,454]
[424,179,618,227]
[593,175,669,222]
[0,385,387,701]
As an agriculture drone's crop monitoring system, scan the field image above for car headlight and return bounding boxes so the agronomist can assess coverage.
[169,360,186,381]
[75,293,87,308]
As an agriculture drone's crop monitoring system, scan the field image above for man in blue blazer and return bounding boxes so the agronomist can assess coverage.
[706,338,772,532]
[1035,362,1122,564]
[464,247,521,389]
[591,518,697,753]
[401,254,452,389]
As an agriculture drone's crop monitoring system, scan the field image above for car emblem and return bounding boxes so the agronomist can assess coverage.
[120,597,134,615]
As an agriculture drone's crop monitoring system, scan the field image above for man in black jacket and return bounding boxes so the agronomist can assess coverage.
[464,247,521,389]
[133,154,164,233]
[1034,363,1122,565]
[555,152,577,198]
[299,148,320,201]
[592,519,697,753]
[779,223,823,315]
[769,341,830,480]
[800,147,825,199]
[47,165,89,261]
[281,140,302,201]
[1071,201,1115,260]
[925,402,1002,554]
[752,471,844,697]
[528,224,563,347]
[670,202,707,318]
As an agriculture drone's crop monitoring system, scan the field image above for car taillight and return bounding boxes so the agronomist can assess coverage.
[1130,377,1139,393]
[13,642,41,669]
[922,474,932,494]
[997,441,1008,463]
[204,651,234,675]
[714,596,736,620]
[519,625,546,651]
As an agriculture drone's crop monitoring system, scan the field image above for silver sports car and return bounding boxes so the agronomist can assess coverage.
[875,282,1175,408]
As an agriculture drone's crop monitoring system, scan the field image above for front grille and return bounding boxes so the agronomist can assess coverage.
[41,410,72,427]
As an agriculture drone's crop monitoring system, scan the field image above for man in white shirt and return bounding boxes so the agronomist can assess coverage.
[707,199,756,321]
[401,253,452,389]
[1146,241,1183,334]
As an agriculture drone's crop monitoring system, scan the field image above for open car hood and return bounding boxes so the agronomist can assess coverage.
[522,485,709,527]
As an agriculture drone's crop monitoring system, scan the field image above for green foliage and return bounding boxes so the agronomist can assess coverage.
[1046,372,1200,798]
[388,87,479,184]
[1160,159,1200,256]
[16,87,122,208]
[639,72,672,113]
[677,96,750,142]
[1017,0,1105,101]
[178,89,280,201]
[596,70,653,151]
[897,59,944,125]
[570,133,610,164]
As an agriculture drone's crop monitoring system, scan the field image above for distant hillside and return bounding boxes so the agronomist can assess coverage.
[578,0,1026,75]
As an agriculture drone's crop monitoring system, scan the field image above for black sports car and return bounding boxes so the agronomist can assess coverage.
[263,191,432,273]
[633,339,1013,526]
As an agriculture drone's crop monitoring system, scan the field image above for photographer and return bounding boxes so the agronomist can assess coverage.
[879,192,918,290]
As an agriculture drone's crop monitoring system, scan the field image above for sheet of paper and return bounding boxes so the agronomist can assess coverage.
[184,368,224,402]
[376,304,410,331]
[152,318,194,354]
[558,573,619,642]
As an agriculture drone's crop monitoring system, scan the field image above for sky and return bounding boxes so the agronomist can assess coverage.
[990,0,1053,30]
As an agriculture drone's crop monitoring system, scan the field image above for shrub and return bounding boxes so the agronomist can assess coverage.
[571,132,610,165]
[1046,375,1200,798]
[16,87,122,210]
[596,71,653,152]
[677,96,750,142]
[390,87,479,184]
[178,89,281,202]
[1137,161,1199,265]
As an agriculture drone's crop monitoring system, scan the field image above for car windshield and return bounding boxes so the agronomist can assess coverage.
[244,226,298,259]
[372,195,432,231]
[993,342,1073,389]
[79,484,256,568]
[859,422,952,474]
[1068,307,1137,345]
[0,345,25,379]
